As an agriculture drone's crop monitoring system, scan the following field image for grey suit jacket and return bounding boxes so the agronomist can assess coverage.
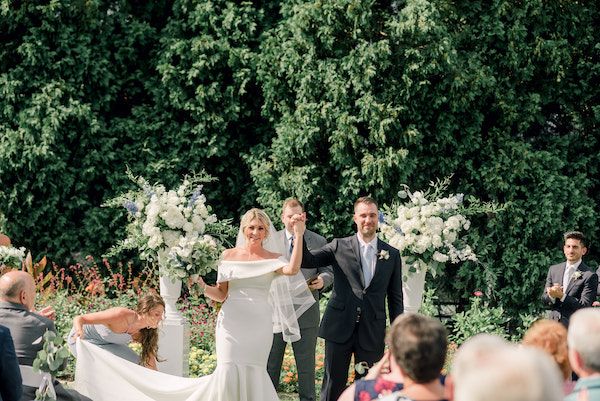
[272,229,332,329]
[0,301,55,366]
[541,262,598,326]
[0,302,86,401]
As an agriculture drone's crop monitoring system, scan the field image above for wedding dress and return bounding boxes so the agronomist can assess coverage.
[73,257,313,401]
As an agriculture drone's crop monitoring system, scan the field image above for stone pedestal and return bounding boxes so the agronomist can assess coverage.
[158,319,190,376]
[402,261,427,314]
[158,275,190,376]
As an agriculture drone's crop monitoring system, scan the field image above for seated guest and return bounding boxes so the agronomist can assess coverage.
[370,313,449,401]
[522,319,574,394]
[68,292,164,370]
[454,343,562,401]
[0,270,84,401]
[0,324,22,401]
[565,308,600,401]
[444,334,511,401]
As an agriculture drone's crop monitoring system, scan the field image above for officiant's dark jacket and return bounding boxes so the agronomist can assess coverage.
[302,235,403,352]
[541,262,598,327]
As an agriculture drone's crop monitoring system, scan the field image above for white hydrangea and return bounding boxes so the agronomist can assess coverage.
[109,172,231,280]
[379,184,478,278]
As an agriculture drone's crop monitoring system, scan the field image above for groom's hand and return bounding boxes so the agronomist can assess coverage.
[308,275,324,290]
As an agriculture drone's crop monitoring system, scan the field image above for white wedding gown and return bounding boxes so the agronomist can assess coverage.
[73,258,310,401]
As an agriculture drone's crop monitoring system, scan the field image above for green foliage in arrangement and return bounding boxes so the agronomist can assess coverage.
[1,0,599,317]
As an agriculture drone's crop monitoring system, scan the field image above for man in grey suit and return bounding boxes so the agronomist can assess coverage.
[0,270,86,401]
[267,198,333,401]
[542,231,598,327]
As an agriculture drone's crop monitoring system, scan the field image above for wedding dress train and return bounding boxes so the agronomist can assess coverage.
[73,258,313,401]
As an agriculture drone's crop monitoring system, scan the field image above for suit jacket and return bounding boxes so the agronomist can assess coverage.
[272,229,332,329]
[0,302,85,401]
[541,261,598,326]
[302,234,403,352]
[0,324,22,401]
[0,302,55,366]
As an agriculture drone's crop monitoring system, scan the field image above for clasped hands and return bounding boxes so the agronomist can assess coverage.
[547,283,564,299]
[289,213,306,237]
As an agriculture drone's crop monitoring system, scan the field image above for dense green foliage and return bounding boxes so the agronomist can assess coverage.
[1,0,598,315]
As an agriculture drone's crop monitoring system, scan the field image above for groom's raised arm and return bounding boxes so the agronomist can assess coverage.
[301,237,335,268]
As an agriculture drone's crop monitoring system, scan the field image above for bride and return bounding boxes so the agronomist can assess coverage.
[72,208,313,401]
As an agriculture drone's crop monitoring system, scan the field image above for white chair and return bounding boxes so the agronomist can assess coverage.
[19,365,56,399]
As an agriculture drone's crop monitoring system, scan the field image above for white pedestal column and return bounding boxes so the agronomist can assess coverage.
[402,261,427,314]
[158,275,190,376]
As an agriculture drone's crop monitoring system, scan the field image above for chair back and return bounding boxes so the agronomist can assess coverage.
[19,365,55,398]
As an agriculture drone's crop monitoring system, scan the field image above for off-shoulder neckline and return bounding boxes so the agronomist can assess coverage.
[220,257,284,263]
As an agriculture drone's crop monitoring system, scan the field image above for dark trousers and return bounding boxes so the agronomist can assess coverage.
[319,325,383,401]
[267,326,319,401]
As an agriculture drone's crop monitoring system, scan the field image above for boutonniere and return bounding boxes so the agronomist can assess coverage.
[378,250,390,260]
[572,271,582,280]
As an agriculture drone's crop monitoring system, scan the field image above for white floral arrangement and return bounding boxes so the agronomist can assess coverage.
[105,171,234,280]
[0,245,26,269]
[380,176,503,280]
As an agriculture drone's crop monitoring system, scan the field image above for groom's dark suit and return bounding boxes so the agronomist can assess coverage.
[302,234,403,401]
[542,261,598,327]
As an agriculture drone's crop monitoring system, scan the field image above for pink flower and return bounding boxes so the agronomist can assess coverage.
[358,391,372,401]
[473,290,483,297]
[374,378,396,393]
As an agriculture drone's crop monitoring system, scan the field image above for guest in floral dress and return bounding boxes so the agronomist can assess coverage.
[339,313,448,401]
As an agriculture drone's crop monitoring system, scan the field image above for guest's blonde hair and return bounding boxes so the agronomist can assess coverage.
[522,319,570,380]
[240,208,272,241]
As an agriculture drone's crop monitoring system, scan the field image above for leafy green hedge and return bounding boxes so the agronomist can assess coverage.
[1,0,598,315]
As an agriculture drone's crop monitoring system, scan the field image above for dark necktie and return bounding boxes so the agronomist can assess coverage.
[289,235,295,256]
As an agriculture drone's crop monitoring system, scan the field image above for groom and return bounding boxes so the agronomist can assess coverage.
[301,196,403,401]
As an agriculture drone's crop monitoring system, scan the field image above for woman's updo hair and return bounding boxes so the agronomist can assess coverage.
[240,208,272,241]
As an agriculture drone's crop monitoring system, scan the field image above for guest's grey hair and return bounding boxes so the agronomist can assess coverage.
[451,334,510,383]
[454,346,562,401]
[567,308,600,373]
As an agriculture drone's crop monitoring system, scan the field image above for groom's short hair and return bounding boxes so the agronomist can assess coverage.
[281,198,304,213]
[354,196,378,211]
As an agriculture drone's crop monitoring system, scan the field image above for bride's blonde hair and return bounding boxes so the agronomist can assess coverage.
[240,208,272,241]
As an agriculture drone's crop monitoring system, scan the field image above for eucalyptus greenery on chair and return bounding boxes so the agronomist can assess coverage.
[32,330,69,401]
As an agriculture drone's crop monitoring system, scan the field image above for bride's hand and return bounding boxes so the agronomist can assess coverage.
[189,275,207,293]
[292,214,306,237]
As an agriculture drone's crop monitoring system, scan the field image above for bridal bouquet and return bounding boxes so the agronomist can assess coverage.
[0,244,26,269]
[105,171,234,280]
[380,177,502,279]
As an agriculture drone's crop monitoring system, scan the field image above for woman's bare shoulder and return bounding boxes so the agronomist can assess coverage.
[222,247,244,260]
[265,250,282,259]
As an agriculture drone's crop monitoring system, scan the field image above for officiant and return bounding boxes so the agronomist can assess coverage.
[267,198,332,401]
